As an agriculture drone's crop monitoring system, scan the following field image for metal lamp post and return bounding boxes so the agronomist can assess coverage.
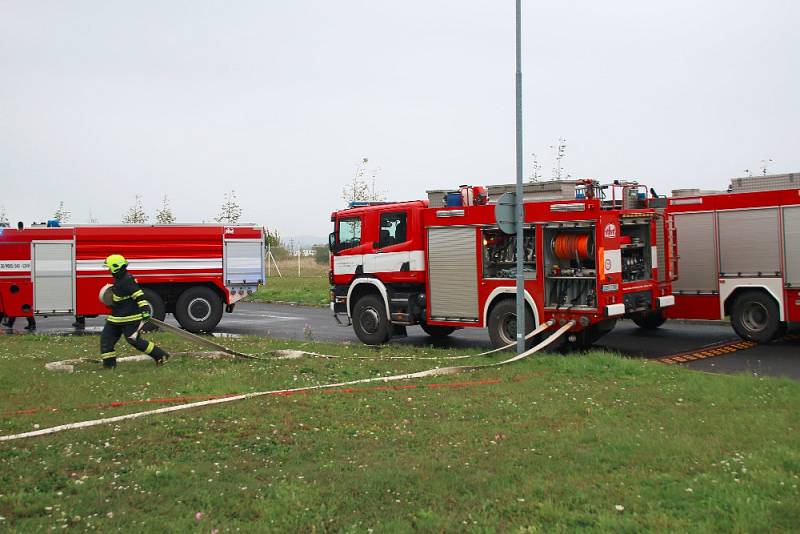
[514,0,525,354]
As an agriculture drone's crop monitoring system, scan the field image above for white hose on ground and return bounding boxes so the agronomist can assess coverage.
[45,319,556,371]
[274,319,556,361]
[0,321,574,442]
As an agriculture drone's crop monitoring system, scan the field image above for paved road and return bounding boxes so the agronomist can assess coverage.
[3,302,798,380]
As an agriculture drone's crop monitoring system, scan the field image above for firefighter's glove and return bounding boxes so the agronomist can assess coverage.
[138,300,153,321]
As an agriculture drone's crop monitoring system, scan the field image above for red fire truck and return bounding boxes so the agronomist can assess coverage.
[0,224,265,332]
[647,172,799,342]
[329,180,677,349]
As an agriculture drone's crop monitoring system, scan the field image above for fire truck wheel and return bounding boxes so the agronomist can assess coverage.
[175,286,224,333]
[140,288,166,332]
[487,299,536,351]
[352,294,391,345]
[420,323,456,338]
[631,311,667,330]
[562,320,616,352]
[730,290,782,343]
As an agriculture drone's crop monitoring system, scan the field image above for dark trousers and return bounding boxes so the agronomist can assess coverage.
[100,321,167,367]
[2,316,36,330]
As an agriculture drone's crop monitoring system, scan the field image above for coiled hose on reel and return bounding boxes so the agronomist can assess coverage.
[551,233,593,262]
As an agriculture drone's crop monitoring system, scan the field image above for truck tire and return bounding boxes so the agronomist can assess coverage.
[730,290,782,343]
[631,311,667,330]
[175,286,224,333]
[487,299,536,351]
[141,288,166,332]
[562,319,616,352]
[352,294,391,345]
[420,323,456,338]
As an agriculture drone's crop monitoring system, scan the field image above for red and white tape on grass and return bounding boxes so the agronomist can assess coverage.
[1,320,570,442]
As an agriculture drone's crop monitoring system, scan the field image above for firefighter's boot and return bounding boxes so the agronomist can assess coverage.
[102,353,117,369]
[147,344,169,366]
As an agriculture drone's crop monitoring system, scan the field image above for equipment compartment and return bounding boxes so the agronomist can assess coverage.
[543,222,597,309]
[620,217,653,282]
[481,227,536,279]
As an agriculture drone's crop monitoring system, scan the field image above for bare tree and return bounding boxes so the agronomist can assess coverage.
[367,164,385,202]
[155,195,176,224]
[529,152,543,182]
[760,158,773,176]
[87,210,99,224]
[342,157,385,206]
[122,195,149,224]
[0,205,8,227]
[342,157,370,205]
[215,190,243,224]
[551,137,568,180]
[53,201,71,223]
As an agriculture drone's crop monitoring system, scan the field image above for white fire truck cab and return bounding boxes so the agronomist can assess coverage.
[330,180,677,350]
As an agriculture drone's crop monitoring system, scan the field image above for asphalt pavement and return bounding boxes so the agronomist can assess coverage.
[2,302,797,380]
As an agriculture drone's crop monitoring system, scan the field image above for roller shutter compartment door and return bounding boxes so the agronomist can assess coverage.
[32,241,75,314]
[655,215,667,282]
[784,206,800,287]
[427,227,478,320]
[224,240,265,285]
[718,208,781,277]
[673,212,717,292]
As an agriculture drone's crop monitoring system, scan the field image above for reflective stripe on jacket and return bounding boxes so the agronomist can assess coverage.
[108,270,150,323]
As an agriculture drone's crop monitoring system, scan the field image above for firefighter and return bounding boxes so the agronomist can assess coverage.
[100,254,169,368]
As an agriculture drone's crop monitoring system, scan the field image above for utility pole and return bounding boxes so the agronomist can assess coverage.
[514,0,525,355]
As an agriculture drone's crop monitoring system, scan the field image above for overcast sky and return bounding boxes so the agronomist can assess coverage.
[1,1,798,240]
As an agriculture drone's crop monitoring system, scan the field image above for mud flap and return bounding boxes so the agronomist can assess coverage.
[334,313,352,327]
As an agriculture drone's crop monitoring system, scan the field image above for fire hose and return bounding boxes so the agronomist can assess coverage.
[1,320,574,442]
[45,314,561,372]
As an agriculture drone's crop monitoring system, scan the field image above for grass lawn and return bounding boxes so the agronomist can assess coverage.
[247,275,329,307]
[248,256,329,307]
[0,333,798,532]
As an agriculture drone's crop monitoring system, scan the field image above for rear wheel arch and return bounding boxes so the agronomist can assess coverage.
[727,288,785,342]
[483,289,539,329]
[723,285,783,320]
[173,285,224,333]
[351,292,391,345]
[486,297,538,350]
[346,277,390,319]
[141,282,226,315]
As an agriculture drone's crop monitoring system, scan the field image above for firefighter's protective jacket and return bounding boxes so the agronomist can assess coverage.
[108,268,151,323]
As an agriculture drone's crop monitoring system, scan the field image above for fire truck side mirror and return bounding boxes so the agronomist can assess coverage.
[328,232,338,253]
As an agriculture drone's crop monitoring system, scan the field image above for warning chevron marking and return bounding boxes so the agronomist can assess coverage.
[658,339,757,365]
